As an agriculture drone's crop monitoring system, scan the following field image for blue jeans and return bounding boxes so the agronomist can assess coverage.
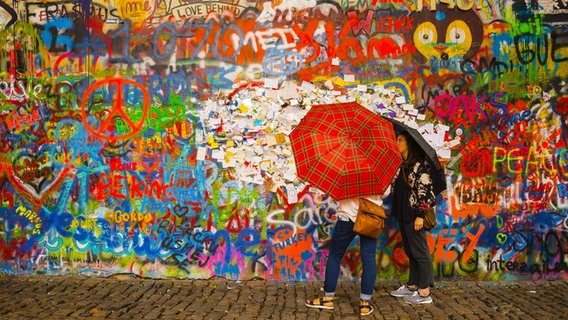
[323,219,378,300]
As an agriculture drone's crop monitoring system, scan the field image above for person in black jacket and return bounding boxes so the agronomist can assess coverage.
[389,130,435,304]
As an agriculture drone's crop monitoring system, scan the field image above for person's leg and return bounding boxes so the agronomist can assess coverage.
[323,218,356,294]
[358,233,378,299]
[359,233,377,316]
[390,219,419,298]
[405,227,433,292]
[400,219,419,289]
[402,228,434,304]
[306,218,356,310]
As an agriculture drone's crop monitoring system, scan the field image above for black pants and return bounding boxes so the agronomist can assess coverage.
[399,218,434,289]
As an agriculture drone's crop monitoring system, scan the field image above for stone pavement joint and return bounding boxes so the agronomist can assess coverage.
[1,275,568,319]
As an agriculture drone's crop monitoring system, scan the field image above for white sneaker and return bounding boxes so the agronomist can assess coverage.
[403,291,433,304]
[390,285,416,297]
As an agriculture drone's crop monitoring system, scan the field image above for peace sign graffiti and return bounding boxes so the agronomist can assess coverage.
[81,78,149,140]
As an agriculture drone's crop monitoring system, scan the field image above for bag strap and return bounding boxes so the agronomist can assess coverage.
[401,166,415,195]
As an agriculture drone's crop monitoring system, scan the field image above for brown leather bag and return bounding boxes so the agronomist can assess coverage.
[354,198,387,239]
[423,206,437,230]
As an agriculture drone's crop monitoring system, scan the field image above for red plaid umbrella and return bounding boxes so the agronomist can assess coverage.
[290,102,402,201]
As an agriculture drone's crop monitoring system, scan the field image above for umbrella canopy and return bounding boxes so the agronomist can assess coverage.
[290,102,402,201]
[384,117,446,196]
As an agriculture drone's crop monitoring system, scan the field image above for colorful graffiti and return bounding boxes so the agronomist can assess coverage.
[0,0,567,282]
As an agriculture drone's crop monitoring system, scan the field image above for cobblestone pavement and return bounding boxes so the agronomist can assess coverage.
[1,275,567,319]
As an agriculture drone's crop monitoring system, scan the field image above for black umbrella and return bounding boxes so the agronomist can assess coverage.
[383,117,447,196]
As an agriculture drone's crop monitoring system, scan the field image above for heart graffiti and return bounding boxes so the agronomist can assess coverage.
[12,153,53,194]
[6,149,72,210]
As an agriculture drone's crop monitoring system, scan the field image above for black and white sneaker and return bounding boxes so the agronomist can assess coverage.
[403,291,433,304]
[390,285,416,297]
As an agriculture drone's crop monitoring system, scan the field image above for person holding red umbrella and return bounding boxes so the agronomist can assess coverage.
[292,102,403,316]
[389,130,436,304]
[305,188,391,316]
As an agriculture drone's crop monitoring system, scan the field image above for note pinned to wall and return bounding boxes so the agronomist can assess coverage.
[264,78,279,89]
[274,133,286,144]
[421,123,435,133]
[448,139,461,148]
[253,174,265,185]
[404,104,416,111]
[438,149,451,159]
[197,147,207,161]
[223,159,236,168]
[211,149,225,160]
[286,184,298,204]
[259,159,272,171]
[301,81,315,91]
[239,104,249,114]
[265,135,277,146]
[281,147,292,157]
[279,86,297,100]
[265,89,278,99]
[209,118,221,127]
[225,150,235,161]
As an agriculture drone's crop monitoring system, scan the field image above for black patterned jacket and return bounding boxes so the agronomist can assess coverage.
[405,160,436,218]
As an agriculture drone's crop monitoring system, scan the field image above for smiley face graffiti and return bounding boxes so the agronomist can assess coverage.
[411,4,484,63]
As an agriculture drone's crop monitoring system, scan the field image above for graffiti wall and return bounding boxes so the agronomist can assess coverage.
[0,0,567,282]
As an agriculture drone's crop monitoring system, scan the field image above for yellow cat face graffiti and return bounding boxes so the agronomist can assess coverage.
[411,5,483,63]
[414,19,473,60]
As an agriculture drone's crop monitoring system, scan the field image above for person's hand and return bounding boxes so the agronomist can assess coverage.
[414,217,424,231]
